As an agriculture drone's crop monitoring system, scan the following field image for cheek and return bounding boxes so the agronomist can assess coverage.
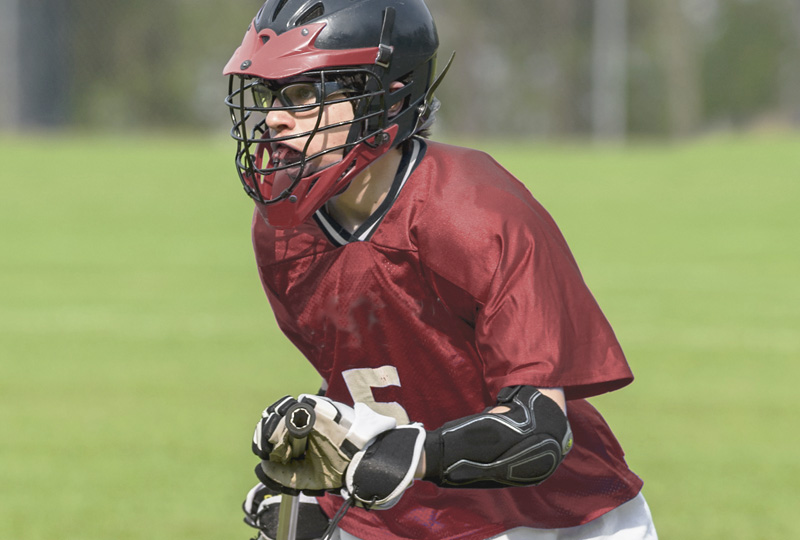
[315,106,353,148]
[326,102,355,134]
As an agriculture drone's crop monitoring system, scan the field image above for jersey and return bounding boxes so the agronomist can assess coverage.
[251,139,644,540]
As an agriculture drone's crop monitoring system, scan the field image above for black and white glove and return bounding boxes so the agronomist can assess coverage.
[344,423,426,509]
[252,395,425,508]
[242,482,329,540]
[253,395,396,494]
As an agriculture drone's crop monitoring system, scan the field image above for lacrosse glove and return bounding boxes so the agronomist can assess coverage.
[242,482,329,540]
[252,395,425,509]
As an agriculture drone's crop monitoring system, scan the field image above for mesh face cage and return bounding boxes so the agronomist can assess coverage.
[224,68,388,205]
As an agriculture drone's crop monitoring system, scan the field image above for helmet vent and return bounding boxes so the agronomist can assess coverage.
[272,0,289,21]
[296,3,324,26]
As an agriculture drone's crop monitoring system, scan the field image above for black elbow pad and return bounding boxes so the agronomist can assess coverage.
[423,386,573,488]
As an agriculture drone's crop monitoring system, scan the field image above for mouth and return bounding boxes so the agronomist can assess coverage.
[271,143,304,170]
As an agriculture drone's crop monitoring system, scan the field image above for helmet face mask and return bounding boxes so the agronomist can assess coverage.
[226,67,394,227]
[223,0,444,228]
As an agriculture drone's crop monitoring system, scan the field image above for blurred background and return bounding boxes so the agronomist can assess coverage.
[1,0,799,138]
[1,1,798,540]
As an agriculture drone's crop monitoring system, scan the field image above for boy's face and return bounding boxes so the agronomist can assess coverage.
[261,79,355,179]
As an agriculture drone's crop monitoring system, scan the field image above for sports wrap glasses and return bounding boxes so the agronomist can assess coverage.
[251,79,355,112]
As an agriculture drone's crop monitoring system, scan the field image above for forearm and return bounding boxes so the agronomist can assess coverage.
[415,386,572,486]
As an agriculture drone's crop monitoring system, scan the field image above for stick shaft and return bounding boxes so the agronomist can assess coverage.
[275,402,316,540]
[276,495,300,540]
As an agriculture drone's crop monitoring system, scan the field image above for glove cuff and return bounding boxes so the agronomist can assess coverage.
[345,424,426,509]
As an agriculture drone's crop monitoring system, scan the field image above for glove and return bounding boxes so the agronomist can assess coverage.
[242,482,329,540]
[253,395,397,494]
[344,423,426,509]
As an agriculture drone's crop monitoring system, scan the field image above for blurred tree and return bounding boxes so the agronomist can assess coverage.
[0,0,21,128]
[778,0,800,123]
[14,0,71,127]
[703,0,785,126]
[71,2,184,128]
[656,0,702,137]
[68,0,257,129]
[538,1,590,137]
[591,0,628,141]
[2,0,797,137]
[430,0,592,138]
[626,0,670,135]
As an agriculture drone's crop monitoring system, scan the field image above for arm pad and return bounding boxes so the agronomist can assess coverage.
[423,386,573,488]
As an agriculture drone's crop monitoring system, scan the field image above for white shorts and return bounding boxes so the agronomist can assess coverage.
[331,492,657,540]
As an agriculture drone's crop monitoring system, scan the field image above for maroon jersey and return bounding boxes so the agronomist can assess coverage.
[252,140,643,539]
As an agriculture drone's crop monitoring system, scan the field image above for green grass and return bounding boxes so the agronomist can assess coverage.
[1,132,798,539]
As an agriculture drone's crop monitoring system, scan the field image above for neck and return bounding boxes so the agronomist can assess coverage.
[325,147,403,232]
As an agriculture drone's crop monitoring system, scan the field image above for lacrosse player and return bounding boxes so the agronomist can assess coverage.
[224,0,657,538]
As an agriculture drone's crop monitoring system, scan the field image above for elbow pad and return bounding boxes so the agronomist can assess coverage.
[423,386,573,488]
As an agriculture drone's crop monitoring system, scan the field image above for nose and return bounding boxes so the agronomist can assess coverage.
[265,105,295,134]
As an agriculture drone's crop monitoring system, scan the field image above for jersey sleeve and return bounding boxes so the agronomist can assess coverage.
[415,147,633,400]
[476,209,632,400]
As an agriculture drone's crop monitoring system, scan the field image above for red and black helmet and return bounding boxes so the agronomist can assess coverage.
[223,0,451,228]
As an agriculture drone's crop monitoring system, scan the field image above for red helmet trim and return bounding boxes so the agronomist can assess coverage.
[223,22,383,80]
[253,124,400,229]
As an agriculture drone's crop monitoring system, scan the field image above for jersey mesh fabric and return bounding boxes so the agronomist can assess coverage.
[252,141,643,539]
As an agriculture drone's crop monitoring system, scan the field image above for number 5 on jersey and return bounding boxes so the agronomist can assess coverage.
[342,366,410,425]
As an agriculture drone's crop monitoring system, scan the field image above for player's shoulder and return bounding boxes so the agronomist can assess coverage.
[421,141,510,184]
[416,141,543,219]
[412,141,559,240]
[408,141,567,297]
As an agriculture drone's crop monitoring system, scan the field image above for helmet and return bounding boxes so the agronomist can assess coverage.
[223,0,451,228]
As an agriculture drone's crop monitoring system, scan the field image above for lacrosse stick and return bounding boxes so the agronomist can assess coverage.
[276,402,316,540]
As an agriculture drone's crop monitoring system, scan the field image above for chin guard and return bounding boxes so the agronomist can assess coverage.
[423,386,573,488]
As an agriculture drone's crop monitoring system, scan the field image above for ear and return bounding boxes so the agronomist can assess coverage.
[388,81,405,116]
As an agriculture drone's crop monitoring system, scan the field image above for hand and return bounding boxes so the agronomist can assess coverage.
[252,395,397,494]
[242,482,329,540]
[343,424,426,509]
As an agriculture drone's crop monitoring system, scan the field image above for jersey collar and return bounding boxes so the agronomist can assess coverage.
[314,138,426,246]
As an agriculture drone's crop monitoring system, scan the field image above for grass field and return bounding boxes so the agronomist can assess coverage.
[1,132,798,539]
